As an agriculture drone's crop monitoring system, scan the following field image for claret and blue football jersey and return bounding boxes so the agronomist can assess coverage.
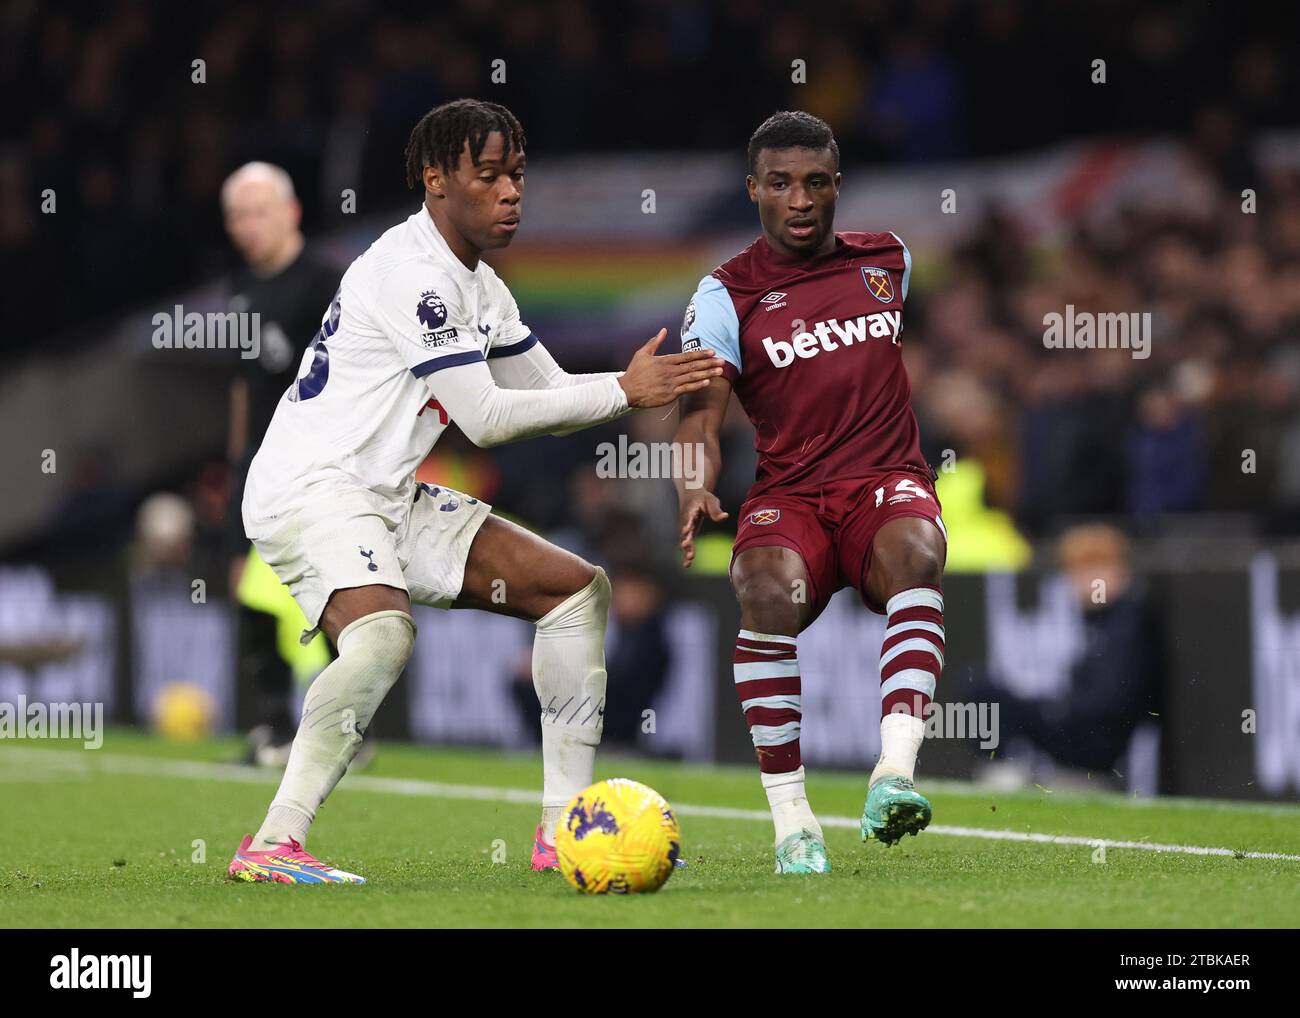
[681,231,931,498]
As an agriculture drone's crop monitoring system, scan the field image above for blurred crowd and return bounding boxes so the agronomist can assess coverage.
[9,0,1300,573]
[911,166,1300,538]
[6,0,1299,346]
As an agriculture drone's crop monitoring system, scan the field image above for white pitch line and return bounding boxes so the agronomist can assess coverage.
[4,747,1300,863]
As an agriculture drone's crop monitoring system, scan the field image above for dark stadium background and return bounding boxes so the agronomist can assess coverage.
[3,0,1299,800]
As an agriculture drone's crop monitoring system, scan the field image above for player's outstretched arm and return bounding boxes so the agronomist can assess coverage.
[487,337,622,391]
[428,357,626,448]
[672,380,732,568]
[425,330,723,448]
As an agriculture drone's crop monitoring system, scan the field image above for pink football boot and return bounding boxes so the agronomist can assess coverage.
[531,824,558,871]
[227,835,366,884]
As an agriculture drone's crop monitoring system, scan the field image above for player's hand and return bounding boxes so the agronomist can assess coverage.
[617,329,725,408]
[678,489,729,568]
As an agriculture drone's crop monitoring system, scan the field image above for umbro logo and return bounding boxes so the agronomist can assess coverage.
[760,291,788,311]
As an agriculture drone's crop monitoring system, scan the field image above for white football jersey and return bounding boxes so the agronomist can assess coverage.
[243,205,535,530]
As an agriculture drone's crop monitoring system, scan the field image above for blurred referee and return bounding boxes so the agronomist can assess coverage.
[222,162,339,766]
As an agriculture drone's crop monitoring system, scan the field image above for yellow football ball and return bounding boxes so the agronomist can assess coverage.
[151,681,216,741]
[555,778,681,894]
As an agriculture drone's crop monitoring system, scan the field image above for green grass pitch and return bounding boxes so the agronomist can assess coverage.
[2,730,1298,928]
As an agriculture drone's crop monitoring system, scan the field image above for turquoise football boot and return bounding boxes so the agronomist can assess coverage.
[774,829,831,874]
[861,775,932,845]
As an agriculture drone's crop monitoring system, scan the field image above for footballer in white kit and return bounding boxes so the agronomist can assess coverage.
[227,99,724,885]
[242,201,551,630]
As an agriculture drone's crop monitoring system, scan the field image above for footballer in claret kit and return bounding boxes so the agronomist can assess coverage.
[673,111,946,874]
[225,99,724,884]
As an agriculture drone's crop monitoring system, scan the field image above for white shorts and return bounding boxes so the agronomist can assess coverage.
[248,482,491,642]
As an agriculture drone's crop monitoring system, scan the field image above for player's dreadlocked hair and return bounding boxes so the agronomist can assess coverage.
[747,111,840,175]
[404,98,526,189]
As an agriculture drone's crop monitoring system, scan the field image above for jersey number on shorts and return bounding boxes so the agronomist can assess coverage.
[291,289,342,402]
[874,478,931,507]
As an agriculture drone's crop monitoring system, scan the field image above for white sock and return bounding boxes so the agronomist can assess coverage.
[252,610,415,851]
[539,806,564,845]
[870,712,925,785]
[254,804,311,849]
[533,568,610,841]
[762,766,822,845]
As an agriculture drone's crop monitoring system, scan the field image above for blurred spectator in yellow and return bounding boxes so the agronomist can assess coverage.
[934,460,1031,573]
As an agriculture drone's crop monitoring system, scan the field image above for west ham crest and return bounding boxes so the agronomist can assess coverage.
[861,266,895,304]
